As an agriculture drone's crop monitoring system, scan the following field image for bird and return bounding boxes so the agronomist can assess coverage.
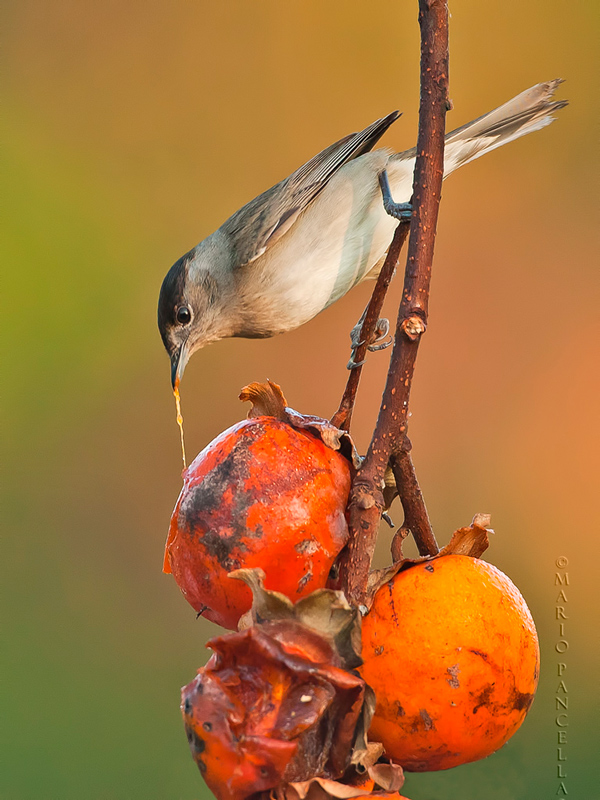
[158,79,566,388]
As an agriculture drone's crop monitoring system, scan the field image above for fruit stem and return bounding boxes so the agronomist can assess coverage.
[338,0,449,604]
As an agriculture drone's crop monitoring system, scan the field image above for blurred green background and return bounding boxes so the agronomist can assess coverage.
[3,1,599,798]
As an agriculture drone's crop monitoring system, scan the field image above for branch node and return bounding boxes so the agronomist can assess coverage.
[356,493,378,511]
[401,315,427,341]
[397,434,412,454]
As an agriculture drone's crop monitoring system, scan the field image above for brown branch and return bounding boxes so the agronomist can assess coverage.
[338,0,449,606]
[331,222,410,432]
[390,447,437,556]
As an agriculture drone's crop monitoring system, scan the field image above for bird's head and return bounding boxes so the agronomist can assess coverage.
[157,248,223,388]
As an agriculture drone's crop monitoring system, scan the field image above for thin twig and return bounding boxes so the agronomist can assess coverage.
[331,223,410,432]
[390,447,437,556]
[338,0,449,605]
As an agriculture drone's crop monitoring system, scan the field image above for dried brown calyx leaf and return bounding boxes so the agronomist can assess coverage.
[278,762,406,799]
[366,762,405,792]
[437,513,493,558]
[239,381,361,469]
[239,380,289,420]
[231,568,362,670]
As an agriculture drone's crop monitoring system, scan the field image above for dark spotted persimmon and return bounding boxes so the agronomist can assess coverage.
[164,412,351,629]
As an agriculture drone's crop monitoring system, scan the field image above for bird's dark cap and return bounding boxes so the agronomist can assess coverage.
[157,251,191,351]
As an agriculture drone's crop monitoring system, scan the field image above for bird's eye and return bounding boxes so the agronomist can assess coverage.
[176,306,192,325]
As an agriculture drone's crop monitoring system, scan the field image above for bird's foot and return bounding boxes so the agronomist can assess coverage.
[368,317,393,351]
[379,169,413,221]
[347,353,366,370]
[347,316,393,369]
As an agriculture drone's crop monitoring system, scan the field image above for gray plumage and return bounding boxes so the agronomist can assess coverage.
[158,80,566,386]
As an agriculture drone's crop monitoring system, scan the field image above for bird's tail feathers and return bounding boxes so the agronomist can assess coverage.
[391,79,567,176]
[442,79,567,174]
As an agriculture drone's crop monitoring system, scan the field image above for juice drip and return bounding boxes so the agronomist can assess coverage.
[173,378,187,469]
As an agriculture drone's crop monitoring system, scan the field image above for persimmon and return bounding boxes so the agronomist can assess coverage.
[164,383,352,629]
[180,571,408,800]
[181,621,366,800]
[360,554,539,771]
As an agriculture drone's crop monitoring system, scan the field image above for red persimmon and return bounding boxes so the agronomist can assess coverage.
[164,414,351,629]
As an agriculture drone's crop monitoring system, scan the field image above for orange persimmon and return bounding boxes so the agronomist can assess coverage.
[360,555,539,771]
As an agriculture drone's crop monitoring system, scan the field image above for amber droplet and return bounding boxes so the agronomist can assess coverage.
[173,378,186,468]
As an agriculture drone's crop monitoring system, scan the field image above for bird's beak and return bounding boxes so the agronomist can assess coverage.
[170,340,190,389]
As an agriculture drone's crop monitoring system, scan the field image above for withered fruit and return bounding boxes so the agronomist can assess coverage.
[164,382,355,629]
[179,572,389,800]
[360,553,540,771]
[182,622,365,800]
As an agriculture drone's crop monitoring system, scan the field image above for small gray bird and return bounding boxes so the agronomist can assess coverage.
[158,80,566,387]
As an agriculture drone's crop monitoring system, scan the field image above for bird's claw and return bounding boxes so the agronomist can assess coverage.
[379,169,413,221]
[368,336,393,352]
[347,355,366,370]
[368,318,392,351]
[373,316,389,341]
[347,316,393,369]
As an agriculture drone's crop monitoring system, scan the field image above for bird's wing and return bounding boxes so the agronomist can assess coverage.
[221,111,400,267]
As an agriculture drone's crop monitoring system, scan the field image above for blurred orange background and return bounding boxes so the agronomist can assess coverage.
[4,1,598,797]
